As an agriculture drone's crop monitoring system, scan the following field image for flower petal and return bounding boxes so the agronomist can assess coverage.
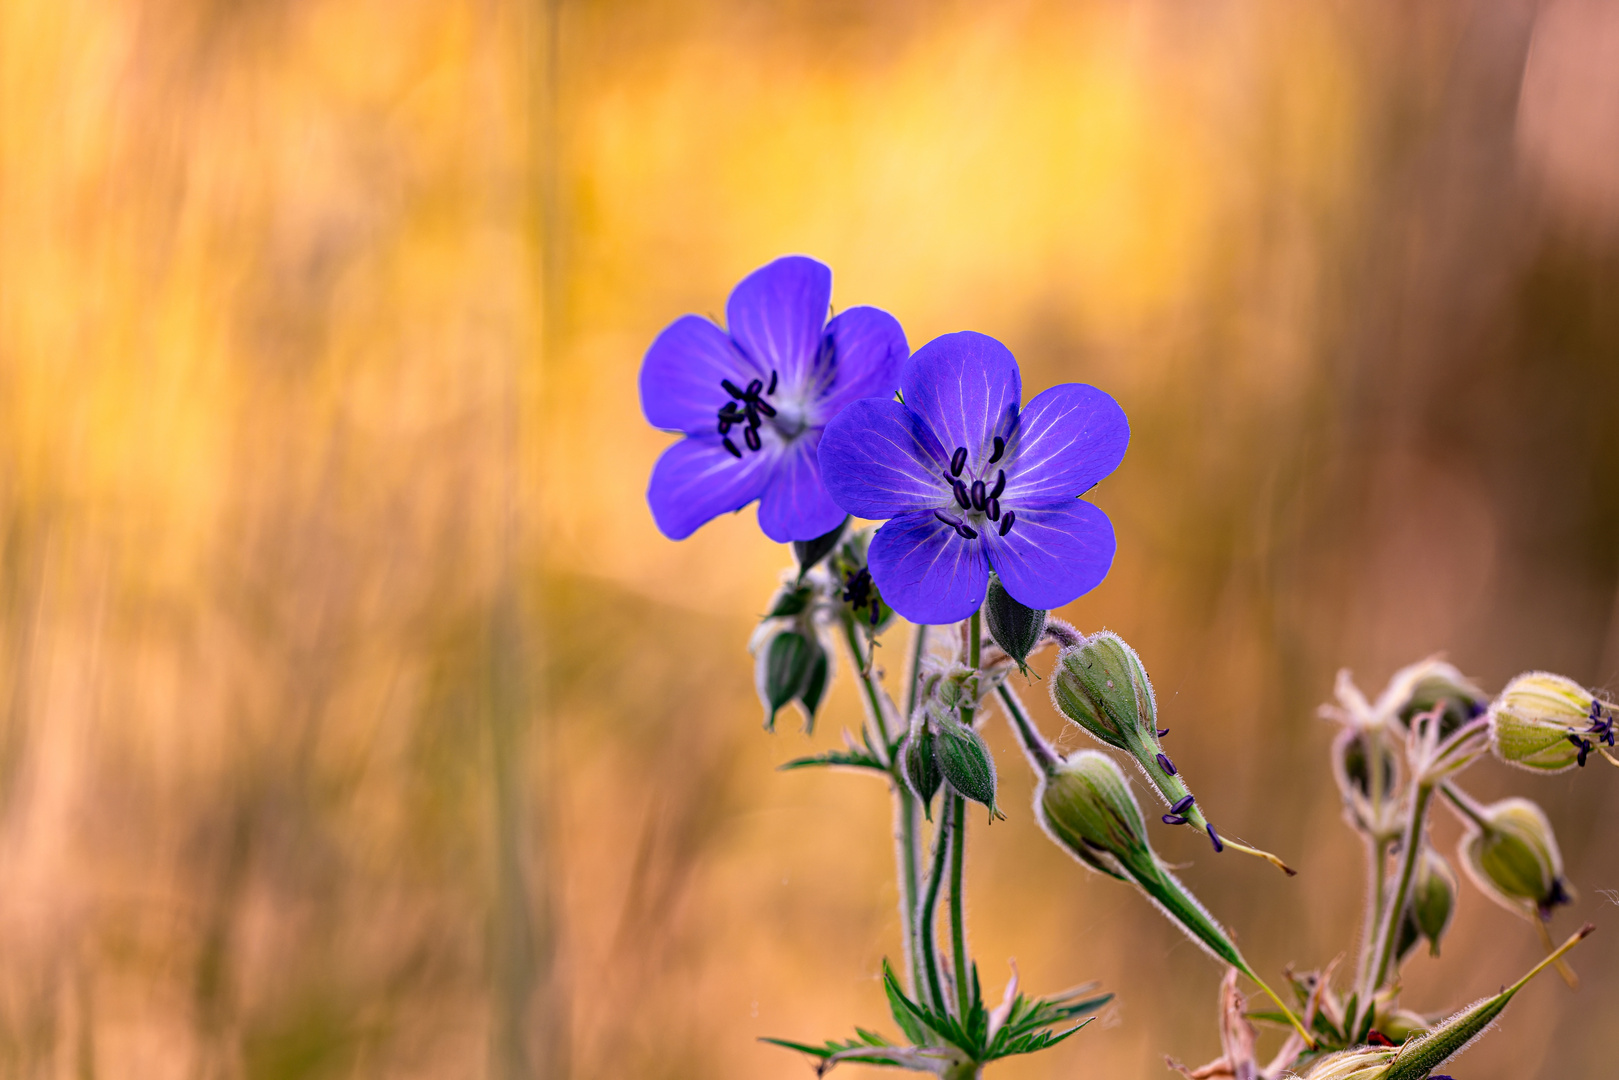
[1001,383,1129,502]
[982,499,1116,610]
[639,315,761,434]
[757,435,847,542]
[819,399,953,518]
[815,306,909,416]
[869,510,990,625]
[900,331,1021,464]
[646,435,774,540]
[726,255,832,387]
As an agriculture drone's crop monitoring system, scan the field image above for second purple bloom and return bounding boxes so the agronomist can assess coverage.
[818,331,1128,624]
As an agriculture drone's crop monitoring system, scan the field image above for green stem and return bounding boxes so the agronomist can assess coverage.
[997,683,1057,774]
[1437,780,1490,830]
[894,624,929,997]
[1364,783,1434,1016]
[841,613,889,755]
[949,792,969,1014]
[917,794,953,1014]
[1354,833,1391,993]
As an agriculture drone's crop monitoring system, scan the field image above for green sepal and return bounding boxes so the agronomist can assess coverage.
[761,631,811,731]
[984,572,1047,674]
[765,585,813,618]
[797,638,830,729]
[793,517,849,579]
[933,720,1002,821]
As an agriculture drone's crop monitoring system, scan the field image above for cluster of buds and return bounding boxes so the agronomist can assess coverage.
[1488,671,1619,771]
[901,660,1002,822]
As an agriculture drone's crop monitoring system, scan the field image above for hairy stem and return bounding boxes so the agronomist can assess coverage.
[949,791,969,1014]
[1353,833,1391,993]
[1364,782,1434,1017]
[841,613,889,755]
[895,624,929,996]
[997,683,1057,774]
[918,794,953,1014]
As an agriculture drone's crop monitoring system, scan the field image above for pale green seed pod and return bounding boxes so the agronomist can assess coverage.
[1300,1049,1395,1080]
[1488,671,1606,772]
[984,571,1047,674]
[1038,750,1150,864]
[934,719,1000,820]
[900,724,942,818]
[1409,847,1458,956]
[1458,797,1572,921]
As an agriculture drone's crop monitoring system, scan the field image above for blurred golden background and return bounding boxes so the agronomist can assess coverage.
[2,0,1617,1077]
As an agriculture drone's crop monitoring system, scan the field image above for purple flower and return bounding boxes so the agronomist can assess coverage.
[640,256,908,542]
[818,331,1127,624]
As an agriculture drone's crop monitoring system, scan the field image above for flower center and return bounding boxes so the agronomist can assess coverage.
[714,371,809,457]
[932,440,1015,539]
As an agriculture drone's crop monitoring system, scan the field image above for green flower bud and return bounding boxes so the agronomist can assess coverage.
[900,723,943,817]
[1333,728,1400,807]
[1457,797,1572,922]
[1372,1008,1428,1045]
[797,637,830,725]
[792,516,848,577]
[1489,671,1614,772]
[1395,664,1487,738]
[1409,847,1458,956]
[984,571,1046,674]
[1049,633,1151,751]
[934,719,1001,821]
[756,629,811,731]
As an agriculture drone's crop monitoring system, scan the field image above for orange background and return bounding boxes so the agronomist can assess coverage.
[1,1,1616,1078]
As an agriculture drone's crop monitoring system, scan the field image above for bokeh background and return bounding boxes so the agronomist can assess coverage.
[2,0,1617,1077]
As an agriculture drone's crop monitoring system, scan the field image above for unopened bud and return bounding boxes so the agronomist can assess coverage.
[792,516,848,577]
[934,719,1001,821]
[1489,671,1615,772]
[1458,797,1572,922]
[901,723,943,817]
[1038,751,1150,865]
[1409,848,1457,956]
[1395,664,1486,739]
[1333,728,1400,807]
[1299,1049,1395,1080]
[797,639,830,727]
[756,629,811,731]
[1049,633,1151,751]
[984,572,1046,674]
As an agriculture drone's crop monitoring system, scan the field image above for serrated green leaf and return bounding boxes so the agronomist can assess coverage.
[778,749,888,773]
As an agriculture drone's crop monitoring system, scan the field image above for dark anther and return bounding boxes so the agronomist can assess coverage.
[1162,814,1188,826]
[722,437,742,459]
[753,396,778,418]
[1156,728,1170,738]
[998,511,1015,536]
[970,480,986,510]
[1367,1031,1394,1048]
[953,480,972,509]
[989,435,1005,464]
[934,510,963,529]
[956,523,979,540]
[986,498,1000,521]
[718,420,733,435]
[744,426,762,452]
[722,379,747,399]
[989,469,1006,500]
[767,370,778,394]
[1206,823,1224,853]
[1171,794,1194,814]
[744,403,760,428]
[950,447,968,477]
[1156,752,1177,776]
[746,378,763,396]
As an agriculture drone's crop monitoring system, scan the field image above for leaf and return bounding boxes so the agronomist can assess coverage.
[779,749,888,773]
[767,586,814,618]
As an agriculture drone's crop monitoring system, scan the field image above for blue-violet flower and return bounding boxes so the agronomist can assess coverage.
[640,255,908,542]
[818,331,1127,624]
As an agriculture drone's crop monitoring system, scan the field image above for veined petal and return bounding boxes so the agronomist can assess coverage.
[900,331,1021,464]
[982,499,1115,610]
[819,399,952,518]
[726,255,832,387]
[639,315,760,434]
[815,306,908,416]
[869,511,990,625]
[757,435,846,542]
[646,435,774,540]
[1001,383,1130,502]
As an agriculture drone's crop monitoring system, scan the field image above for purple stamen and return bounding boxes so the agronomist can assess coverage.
[934,510,963,529]
[989,469,1006,500]
[956,523,979,540]
[1162,814,1187,826]
[989,436,1005,464]
[970,480,986,510]
[1206,823,1223,853]
[717,419,732,435]
[746,378,763,396]
[744,426,762,452]
[766,369,778,394]
[1156,752,1177,776]
[998,511,1015,536]
[722,437,742,459]
[722,378,746,399]
[953,480,972,509]
[1171,794,1194,814]
[950,447,968,477]
[1156,728,1170,738]
[986,498,1000,521]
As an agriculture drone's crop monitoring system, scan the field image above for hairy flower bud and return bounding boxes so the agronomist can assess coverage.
[1049,633,1150,751]
[1489,671,1616,772]
[1457,797,1572,922]
[934,719,1001,821]
[792,516,848,577]
[1409,847,1458,957]
[984,571,1046,674]
[756,628,811,731]
[900,723,943,817]
[1395,665,1487,738]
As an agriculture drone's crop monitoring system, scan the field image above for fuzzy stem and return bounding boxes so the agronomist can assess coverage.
[1365,782,1435,1015]
[841,612,889,755]
[1353,833,1391,994]
[997,683,1057,774]
[917,794,952,1015]
[894,624,929,997]
[1437,781,1490,830]
[948,792,969,1015]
